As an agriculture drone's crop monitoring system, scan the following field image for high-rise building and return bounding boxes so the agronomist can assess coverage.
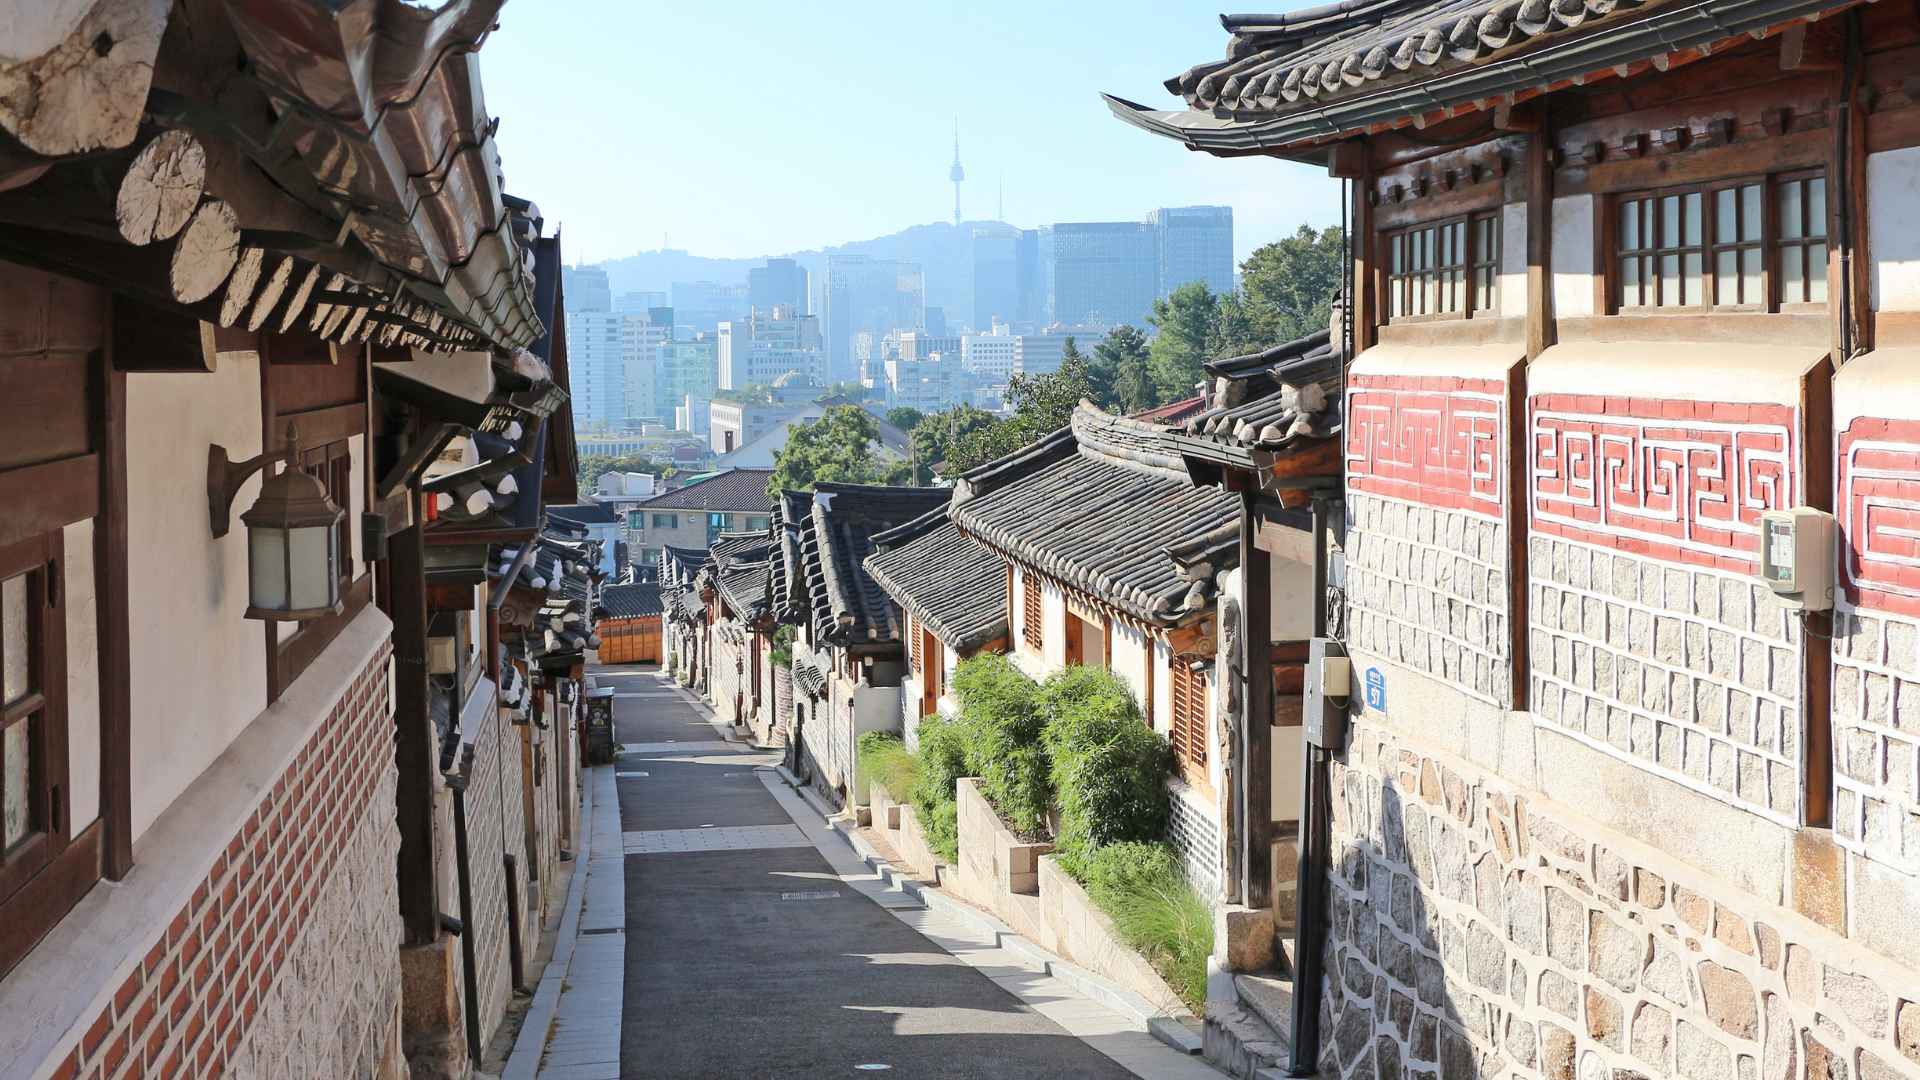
[886,351,970,413]
[747,258,808,315]
[1052,222,1158,329]
[658,336,716,433]
[615,289,668,316]
[897,331,960,363]
[961,327,1017,384]
[971,224,1019,332]
[1015,227,1049,329]
[1152,205,1235,299]
[671,280,750,333]
[566,309,626,431]
[823,254,925,384]
[1013,332,1079,378]
[717,306,823,390]
[563,264,611,313]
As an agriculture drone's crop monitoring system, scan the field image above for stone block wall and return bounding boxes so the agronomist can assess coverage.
[461,691,527,1051]
[50,642,403,1080]
[1167,780,1223,899]
[1344,370,1517,707]
[1316,724,1920,1080]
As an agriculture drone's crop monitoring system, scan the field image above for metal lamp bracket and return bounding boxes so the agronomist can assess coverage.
[209,421,299,537]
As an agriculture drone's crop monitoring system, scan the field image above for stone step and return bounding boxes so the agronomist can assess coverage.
[1202,960,1296,1079]
[1232,972,1295,1041]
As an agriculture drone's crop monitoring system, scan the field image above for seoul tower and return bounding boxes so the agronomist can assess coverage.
[949,120,964,227]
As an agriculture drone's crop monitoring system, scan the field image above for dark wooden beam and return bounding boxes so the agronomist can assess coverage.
[1526,114,1556,361]
[0,456,99,550]
[111,294,213,373]
[390,516,441,945]
[92,345,132,880]
[1241,488,1275,910]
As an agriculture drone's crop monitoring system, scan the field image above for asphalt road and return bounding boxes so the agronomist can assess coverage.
[597,667,1139,1080]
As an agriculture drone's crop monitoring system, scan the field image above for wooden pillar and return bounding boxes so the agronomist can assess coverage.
[1241,489,1275,909]
[390,511,440,945]
[93,344,133,880]
[1526,113,1556,361]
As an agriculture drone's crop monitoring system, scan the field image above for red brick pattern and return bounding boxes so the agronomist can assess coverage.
[1345,374,1507,517]
[1837,416,1920,618]
[1530,394,1797,573]
[50,643,395,1080]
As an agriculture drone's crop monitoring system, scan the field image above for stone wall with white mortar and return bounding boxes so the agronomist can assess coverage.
[1314,723,1920,1080]
[1167,780,1223,900]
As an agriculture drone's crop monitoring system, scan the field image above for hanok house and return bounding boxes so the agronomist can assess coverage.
[864,503,1012,748]
[660,543,709,684]
[1115,2,1920,1077]
[704,536,777,740]
[596,582,665,665]
[769,483,950,804]
[0,3,576,1079]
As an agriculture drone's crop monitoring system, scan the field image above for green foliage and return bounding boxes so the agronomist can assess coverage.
[767,405,907,493]
[1091,325,1154,414]
[1147,281,1219,404]
[907,404,1000,484]
[910,712,972,863]
[768,624,797,669]
[885,406,925,432]
[576,452,670,493]
[816,381,874,404]
[712,383,776,405]
[1081,842,1213,1010]
[950,654,1049,835]
[1038,666,1172,876]
[857,731,918,804]
[943,349,1095,473]
[1229,224,1345,354]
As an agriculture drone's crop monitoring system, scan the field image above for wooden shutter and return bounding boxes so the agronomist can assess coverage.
[1170,662,1209,788]
[1022,573,1042,651]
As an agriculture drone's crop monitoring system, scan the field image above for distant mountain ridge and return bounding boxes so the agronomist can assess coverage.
[596,219,1012,327]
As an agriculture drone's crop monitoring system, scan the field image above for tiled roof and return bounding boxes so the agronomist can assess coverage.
[1106,0,1841,153]
[636,469,773,513]
[809,484,952,647]
[1180,328,1344,462]
[953,404,1239,626]
[1131,395,1208,426]
[670,589,706,622]
[601,583,663,619]
[548,503,620,526]
[865,506,1008,653]
[717,559,770,617]
[710,532,771,565]
[793,658,827,697]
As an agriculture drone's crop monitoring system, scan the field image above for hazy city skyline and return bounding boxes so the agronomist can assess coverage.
[483,2,1340,266]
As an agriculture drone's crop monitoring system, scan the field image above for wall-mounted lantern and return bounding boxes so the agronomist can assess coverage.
[208,423,346,622]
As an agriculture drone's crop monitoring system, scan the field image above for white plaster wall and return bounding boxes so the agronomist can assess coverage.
[1499,201,1529,317]
[64,519,99,834]
[1868,147,1920,311]
[1271,556,1318,641]
[348,434,366,582]
[1550,194,1595,318]
[1110,623,1151,719]
[1153,640,1174,739]
[127,357,270,842]
[1042,582,1067,672]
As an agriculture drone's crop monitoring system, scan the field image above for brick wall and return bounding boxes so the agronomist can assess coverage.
[1316,724,1920,1080]
[50,643,400,1080]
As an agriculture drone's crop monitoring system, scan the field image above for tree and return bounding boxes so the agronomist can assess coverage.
[1206,289,1260,362]
[944,348,1095,473]
[1092,325,1154,414]
[1237,224,1344,347]
[885,406,925,433]
[908,405,1000,484]
[712,383,775,405]
[767,405,907,493]
[1146,281,1218,403]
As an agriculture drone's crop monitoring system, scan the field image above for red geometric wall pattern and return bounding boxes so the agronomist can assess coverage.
[1837,416,1920,617]
[1345,374,1506,517]
[1529,395,1796,573]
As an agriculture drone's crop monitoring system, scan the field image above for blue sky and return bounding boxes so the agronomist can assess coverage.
[483,2,1339,266]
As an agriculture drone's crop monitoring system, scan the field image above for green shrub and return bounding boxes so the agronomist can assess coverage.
[769,624,797,668]
[857,731,917,803]
[950,654,1049,834]
[922,799,959,863]
[1040,666,1172,876]
[908,713,970,864]
[1082,842,1213,1010]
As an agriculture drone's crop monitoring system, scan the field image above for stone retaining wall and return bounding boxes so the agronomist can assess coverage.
[1314,721,1920,1080]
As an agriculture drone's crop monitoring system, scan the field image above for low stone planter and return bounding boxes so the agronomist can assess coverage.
[868,781,945,882]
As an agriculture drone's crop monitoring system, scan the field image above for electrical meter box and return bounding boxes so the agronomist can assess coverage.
[1757,507,1834,611]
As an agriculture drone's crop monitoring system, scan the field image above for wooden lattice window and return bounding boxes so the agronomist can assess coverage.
[1384,211,1498,322]
[1169,660,1208,784]
[1613,171,1829,312]
[1022,573,1042,652]
[1776,171,1829,305]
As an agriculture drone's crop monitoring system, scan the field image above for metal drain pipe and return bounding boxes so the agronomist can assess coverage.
[449,761,483,1064]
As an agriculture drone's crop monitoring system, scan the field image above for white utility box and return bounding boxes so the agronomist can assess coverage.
[1758,507,1835,611]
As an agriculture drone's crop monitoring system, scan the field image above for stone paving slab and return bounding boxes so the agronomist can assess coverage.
[620,822,813,855]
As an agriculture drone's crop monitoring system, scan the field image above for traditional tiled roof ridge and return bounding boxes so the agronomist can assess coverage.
[809,484,951,645]
[635,468,774,512]
[600,582,663,619]
[952,426,1078,504]
[1070,402,1190,480]
[870,503,953,552]
[865,516,1009,653]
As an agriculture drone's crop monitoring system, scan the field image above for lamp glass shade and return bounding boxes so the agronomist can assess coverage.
[287,524,336,611]
[248,525,288,611]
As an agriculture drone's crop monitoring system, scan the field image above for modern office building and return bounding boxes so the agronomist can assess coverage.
[971,224,1021,332]
[896,330,960,363]
[671,279,750,333]
[616,289,669,315]
[657,337,717,428]
[716,306,824,390]
[1051,221,1158,329]
[1151,205,1235,298]
[823,254,925,383]
[566,308,627,431]
[1013,332,1079,377]
[885,351,972,412]
[563,263,612,312]
[961,328,1018,383]
[1016,227,1050,329]
[748,257,809,315]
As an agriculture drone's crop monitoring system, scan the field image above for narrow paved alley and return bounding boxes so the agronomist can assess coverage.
[526,665,1221,1079]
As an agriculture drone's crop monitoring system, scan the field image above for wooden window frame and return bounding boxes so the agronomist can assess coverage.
[1021,572,1042,653]
[1774,168,1831,310]
[1381,210,1499,324]
[1605,169,1831,315]
[1169,659,1209,791]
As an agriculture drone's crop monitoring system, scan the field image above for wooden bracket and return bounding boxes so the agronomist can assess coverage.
[1616,132,1648,158]
[1762,108,1791,136]
[1780,22,1807,70]
[1579,141,1606,165]
[1704,118,1735,146]
[1658,126,1691,153]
